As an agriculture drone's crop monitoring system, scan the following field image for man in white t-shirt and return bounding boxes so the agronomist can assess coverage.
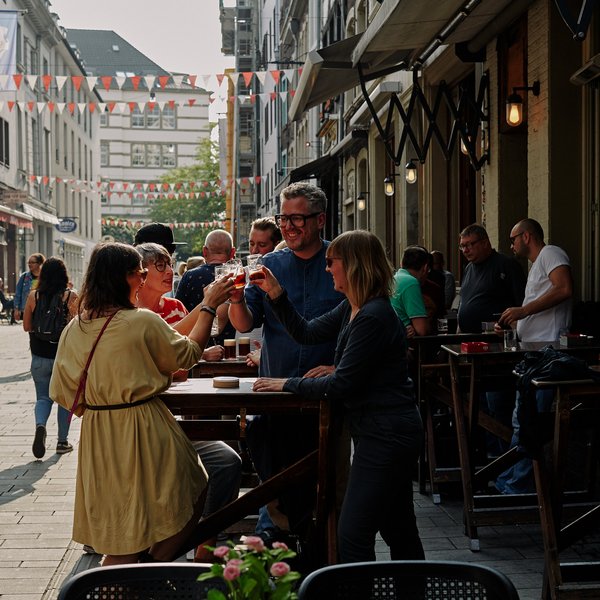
[496,218,573,494]
[499,218,572,341]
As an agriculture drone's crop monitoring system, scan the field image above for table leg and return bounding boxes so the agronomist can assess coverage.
[449,356,479,551]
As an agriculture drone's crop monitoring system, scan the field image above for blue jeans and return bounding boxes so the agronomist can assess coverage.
[495,388,554,494]
[31,354,70,443]
[193,441,242,518]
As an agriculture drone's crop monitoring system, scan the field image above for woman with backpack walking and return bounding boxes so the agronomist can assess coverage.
[22,256,78,459]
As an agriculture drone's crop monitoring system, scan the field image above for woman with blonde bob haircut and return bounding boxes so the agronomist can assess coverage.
[251,230,424,563]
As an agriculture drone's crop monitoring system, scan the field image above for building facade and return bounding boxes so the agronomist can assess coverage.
[0,1,101,292]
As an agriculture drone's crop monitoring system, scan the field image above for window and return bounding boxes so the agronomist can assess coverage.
[100,110,109,127]
[54,114,59,163]
[0,118,9,167]
[101,193,108,205]
[162,144,176,167]
[71,131,75,173]
[131,143,145,166]
[162,105,176,129]
[131,106,144,128]
[146,105,160,129]
[63,123,68,169]
[147,143,161,167]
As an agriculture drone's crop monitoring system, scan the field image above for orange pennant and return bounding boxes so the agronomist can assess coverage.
[188,74,197,88]
[168,100,175,109]
[47,102,55,113]
[130,76,141,90]
[242,72,254,87]
[27,101,35,112]
[187,99,196,106]
[42,74,52,91]
[107,102,117,113]
[67,103,76,114]
[270,70,281,84]
[128,102,137,113]
[216,73,225,86]
[72,76,83,91]
[42,176,49,185]
[12,74,22,89]
[158,76,170,89]
[88,102,96,113]
[100,76,113,91]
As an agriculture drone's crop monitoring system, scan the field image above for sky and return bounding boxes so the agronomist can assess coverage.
[50,0,234,115]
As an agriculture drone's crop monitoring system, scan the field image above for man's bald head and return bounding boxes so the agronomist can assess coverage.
[203,229,235,264]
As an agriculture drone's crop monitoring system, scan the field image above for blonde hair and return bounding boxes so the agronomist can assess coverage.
[328,230,394,307]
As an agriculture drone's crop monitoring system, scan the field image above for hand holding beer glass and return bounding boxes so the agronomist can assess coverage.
[246,254,265,284]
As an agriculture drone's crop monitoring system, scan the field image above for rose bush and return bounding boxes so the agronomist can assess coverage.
[198,536,301,600]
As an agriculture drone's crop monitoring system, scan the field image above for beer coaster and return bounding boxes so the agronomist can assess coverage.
[213,376,240,389]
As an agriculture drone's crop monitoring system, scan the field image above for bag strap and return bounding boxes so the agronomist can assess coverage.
[68,311,119,423]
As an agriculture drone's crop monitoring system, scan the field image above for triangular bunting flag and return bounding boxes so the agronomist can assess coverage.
[107,102,117,113]
[0,75,8,89]
[269,70,281,84]
[26,101,35,112]
[17,101,25,112]
[97,102,106,113]
[72,76,83,91]
[137,102,146,112]
[242,72,254,87]
[67,103,76,115]
[270,91,277,100]
[255,176,261,184]
[37,102,45,113]
[56,76,68,91]
[144,75,155,91]
[158,75,170,89]
[100,76,112,91]
[172,75,184,88]
[27,75,37,91]
[254,71,267,86]
[157,101,165,110]
[187,98,196,106]
[279,91,286,101]
[86,76,97,91]
[289,89,296,98]
[78,102,87,113]
[41,74,52,91]
[215,73,226,87]
[188,74,197,88]
[88,102,97,113]
[13,74,23,89]
[283,69,295,82]
[115,76,126,89]
[130,75,141,90]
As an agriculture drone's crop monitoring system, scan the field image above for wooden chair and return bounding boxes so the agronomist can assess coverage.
[297,560,520,600]
[58,562,226,600]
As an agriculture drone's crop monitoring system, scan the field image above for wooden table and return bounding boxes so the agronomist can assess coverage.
[190,359,258,378]
[441,341,600,551]
[410,332,491,502]
[530,376,600,599]
[159,377,336,564]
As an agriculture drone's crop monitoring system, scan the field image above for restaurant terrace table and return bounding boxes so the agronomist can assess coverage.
[441,340,600,551]
[190,359,258,378]
[159,377,336,564]
[531,375,600,600]
[410,332,492,502]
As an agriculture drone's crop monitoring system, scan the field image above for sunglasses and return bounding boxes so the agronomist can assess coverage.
[325,257,342,268]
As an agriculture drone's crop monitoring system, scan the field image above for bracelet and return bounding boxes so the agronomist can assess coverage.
[226,298,245,305]
[199,305,217,316]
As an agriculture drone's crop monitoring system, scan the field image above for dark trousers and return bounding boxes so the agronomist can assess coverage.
[338,409,425,563]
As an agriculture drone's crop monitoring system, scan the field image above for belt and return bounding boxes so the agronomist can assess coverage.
[84,396,155,411]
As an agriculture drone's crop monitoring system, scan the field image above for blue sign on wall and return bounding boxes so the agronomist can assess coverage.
[55,218,77,233]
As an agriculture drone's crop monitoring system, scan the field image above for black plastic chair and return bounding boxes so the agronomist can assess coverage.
[58,562,227,600]
[297,560,520,600]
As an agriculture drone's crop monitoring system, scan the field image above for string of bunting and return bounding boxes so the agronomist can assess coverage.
[101,217,225,230]
[0,70,301,93]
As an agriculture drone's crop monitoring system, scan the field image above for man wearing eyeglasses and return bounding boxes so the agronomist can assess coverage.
[228,182,344,552]
[13,253,45,322]
[457,224,526,333]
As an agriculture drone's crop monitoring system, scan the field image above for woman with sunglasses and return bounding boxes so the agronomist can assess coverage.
[50,242,233,565]
[251,230,424,563]
[135,243,224,365]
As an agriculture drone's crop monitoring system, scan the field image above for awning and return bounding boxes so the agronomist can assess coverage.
[351,0,515,68]
[288,34,411,122]
[61,235,86,249]
[329,129,368,157]
[22,204,60,225]
[289,154,337,184]
[0,204,33,229]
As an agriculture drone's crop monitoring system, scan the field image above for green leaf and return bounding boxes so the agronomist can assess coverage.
[206,589,227,600]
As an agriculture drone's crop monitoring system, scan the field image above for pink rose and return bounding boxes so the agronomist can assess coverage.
[223,564,241,581]
[270,562,291,577]
[241,535,265,552]
[227,559,243,567]
[213,545,229,559]
[272,541,289,551]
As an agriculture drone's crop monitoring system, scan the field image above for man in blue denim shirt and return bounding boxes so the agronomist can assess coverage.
[228,183,344,546]
[14,253,45,321]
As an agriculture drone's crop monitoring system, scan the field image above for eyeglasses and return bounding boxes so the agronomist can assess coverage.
[509,232,525,245]
[132,269,148,281]
[274,212,321,228]
[459,239,483,251]
[325,257,342,268]
[153,259,174,272]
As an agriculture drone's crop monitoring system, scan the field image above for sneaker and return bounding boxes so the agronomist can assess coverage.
[56,441,73,454]
[32,425,47,459]
[82,545,97,554]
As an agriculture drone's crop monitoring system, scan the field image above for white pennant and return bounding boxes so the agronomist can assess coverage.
[200,74,212,89]
[157,101,166,110]
[0,75,8,89]
[172,75,184,88]
[144,75,156,90]
[0,102,4,112]
[254,71,268,86]
[17,101,25,112]
[56,76,68,91]
[55,103,65,114]
[283,69,295,83]
[115,76,126,89]
[97,102,107,113]
[116,102,126,114]
[37,102,46,113]
[27,75,38,91]
[138,101,146,112]
[86,76,97,91]
[279,91,286,101]
[77,102,86,113]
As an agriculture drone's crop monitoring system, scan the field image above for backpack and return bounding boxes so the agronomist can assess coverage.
[32,290,70,343]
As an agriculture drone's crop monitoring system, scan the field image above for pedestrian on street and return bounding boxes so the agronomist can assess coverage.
[22,257,78,458]
[14,253,45,321]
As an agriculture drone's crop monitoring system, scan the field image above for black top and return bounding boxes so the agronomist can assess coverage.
[270,292,416,414]
[29,290,70,360]
[458,250,526,333]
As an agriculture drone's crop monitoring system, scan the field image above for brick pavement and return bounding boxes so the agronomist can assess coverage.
[0,323,565,600]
